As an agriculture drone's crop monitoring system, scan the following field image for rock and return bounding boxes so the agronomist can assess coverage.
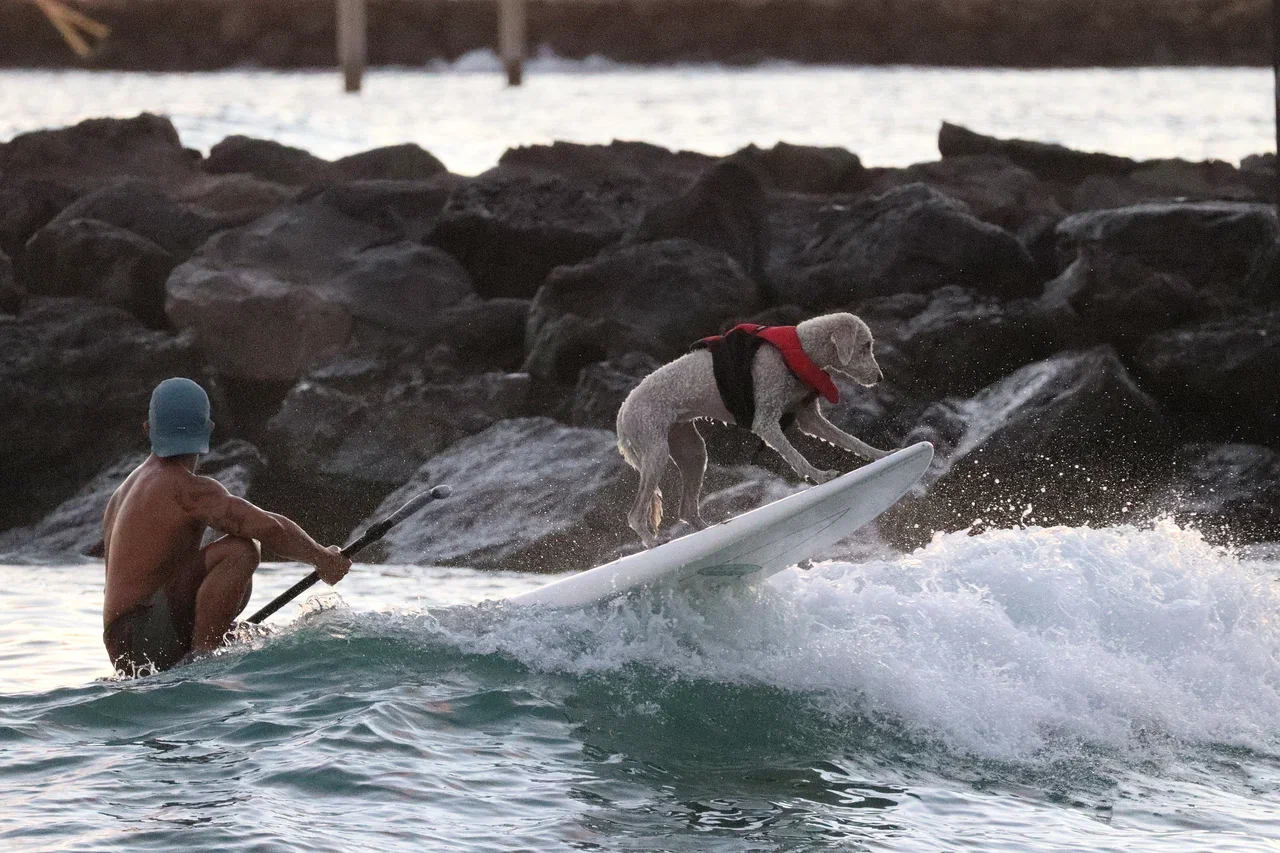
[0,248,17,314]
[523,312,609,384]
[627,159,770,283]
[20,218,174,328]
[1151,443,1280,544]
[173,173,298,222]
[35,178,228,260]
[938,121,1137,184]
[873,154,1065,235]
[776,183,1038,311]
[0,113,198,190]
[1135,310,1280,444]
[202,135,336,186]
[529,238,759,367]
[310,175,461,239]
[732,141,868,195]
[0,177,80,260]
[1040,247,1235,353]
[1056,201,1279,293]
[886,286,1059,399]
[888,347,1170,540]
[165,199,476,382]
[261,347,532,539]
[498,139,713,199]
[566,352,660,430]
[361,417,793,572]
[424,297,531,371]
[333,143,447,181]
[425,170,641,299]
[0,440,264,561]
[0,297,203,531]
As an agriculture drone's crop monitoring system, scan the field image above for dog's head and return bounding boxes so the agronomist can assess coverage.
[799,312,883,386]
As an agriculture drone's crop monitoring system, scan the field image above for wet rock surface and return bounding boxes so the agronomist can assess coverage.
[361,417,793,572]
[5,114,1279,559]
[0,440,264,561]
[0,297,203,532]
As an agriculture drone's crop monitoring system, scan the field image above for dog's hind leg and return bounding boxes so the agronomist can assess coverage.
[668,421,708,530]
[627,445,668,549]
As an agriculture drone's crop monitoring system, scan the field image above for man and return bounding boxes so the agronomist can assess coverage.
[103,377,351,674]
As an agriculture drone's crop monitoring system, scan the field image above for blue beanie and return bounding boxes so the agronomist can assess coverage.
[148,378,212,457]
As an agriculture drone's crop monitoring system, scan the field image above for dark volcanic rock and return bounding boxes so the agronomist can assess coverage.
[202,135,336,186]
[310,176,460,239]
[1149,443,1280,544]
[888,347,1170,540]
[529,239,759,368]
[260,348,532,541]
[1056,201,1279,293]
[874,154,1066,235]
[0,113,197,190]
[0,177,80,260]
[1040,247,1235,353]
[776,183,1038,311]
[0,297,203,532]
[171,173,297,222]
[628,160,770,283]
[20,218,174,327]
[1135,310,1280,445]
[938,121,1138,184]
[566,352,661,430]
[36,178,229,260]
[0,440,264,561]
[733,142,868,195]
[361,417,793,572]
[424,297,531,371]
[425,170,641,299]
[0,248,17,313]
[498,140,713,199]
[886,287,1059,399]
[166,200,476,382]
[333,144,447,181]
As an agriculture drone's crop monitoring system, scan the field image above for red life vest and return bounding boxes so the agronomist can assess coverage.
[696,324,839,404]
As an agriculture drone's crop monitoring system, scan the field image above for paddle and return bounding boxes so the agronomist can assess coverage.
[246,484,452,624]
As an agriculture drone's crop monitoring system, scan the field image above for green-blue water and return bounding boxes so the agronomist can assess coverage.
[3,524,1279,851]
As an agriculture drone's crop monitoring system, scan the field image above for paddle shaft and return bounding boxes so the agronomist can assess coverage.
[246,485,450,624]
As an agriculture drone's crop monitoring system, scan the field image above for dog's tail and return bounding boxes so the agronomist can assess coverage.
[649,485,663,533]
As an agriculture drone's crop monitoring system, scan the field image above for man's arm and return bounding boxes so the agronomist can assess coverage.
[178,476,350,584]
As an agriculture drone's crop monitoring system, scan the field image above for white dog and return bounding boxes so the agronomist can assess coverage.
[616,312,889,548]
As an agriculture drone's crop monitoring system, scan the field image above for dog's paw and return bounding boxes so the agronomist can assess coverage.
[810,468,840,485]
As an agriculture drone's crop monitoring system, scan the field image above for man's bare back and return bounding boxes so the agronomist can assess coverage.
[103,378,350,674]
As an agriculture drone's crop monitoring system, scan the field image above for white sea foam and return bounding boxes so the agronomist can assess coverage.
[430,521,1280,762]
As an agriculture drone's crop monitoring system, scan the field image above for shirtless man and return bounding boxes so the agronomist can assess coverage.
[103,377,351,674]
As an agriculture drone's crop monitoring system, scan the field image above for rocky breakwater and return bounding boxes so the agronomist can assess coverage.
[0,0,1269,70]
[1,114,1275,571]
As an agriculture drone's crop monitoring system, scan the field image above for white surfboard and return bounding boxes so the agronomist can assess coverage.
[510,441,934,608]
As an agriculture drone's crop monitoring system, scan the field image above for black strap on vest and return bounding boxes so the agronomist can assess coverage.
[693,328,765,427]
[693,328,815,431]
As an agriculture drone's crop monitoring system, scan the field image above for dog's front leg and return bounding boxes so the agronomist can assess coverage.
[795,401,891,462]
[753,416,838,485]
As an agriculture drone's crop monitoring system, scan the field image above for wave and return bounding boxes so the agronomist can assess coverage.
[11,522,1276,777]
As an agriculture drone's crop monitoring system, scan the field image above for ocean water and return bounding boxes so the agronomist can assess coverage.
[2,522,1279,851]
[0,56,1272,174]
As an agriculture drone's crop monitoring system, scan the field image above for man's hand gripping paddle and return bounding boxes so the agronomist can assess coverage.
[246,484,452,625]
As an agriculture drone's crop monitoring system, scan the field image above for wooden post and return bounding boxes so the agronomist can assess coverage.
[337,0,367,93]
[499,0,527,86]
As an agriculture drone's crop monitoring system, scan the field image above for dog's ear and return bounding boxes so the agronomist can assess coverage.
[831,322,857,365]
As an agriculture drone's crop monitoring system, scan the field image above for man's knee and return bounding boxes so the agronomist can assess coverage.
[214,536,261,571]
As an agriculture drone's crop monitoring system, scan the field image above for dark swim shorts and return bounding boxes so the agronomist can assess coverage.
[103,587,192,675]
